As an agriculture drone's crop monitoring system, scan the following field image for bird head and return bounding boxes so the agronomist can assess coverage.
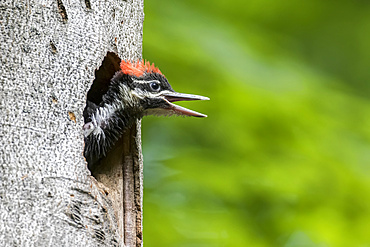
[117,60,209,118]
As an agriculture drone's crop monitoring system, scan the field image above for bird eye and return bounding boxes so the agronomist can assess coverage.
[150,82,160,91]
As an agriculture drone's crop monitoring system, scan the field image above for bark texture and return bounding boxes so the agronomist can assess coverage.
[0,0,144,246]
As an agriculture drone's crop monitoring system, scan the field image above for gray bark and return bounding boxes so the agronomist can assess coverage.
[0,0,144,246]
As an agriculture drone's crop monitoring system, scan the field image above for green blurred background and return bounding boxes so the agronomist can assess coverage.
[141,0,370,246]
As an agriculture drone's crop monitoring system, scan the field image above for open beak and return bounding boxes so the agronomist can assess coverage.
[161,92,209,117]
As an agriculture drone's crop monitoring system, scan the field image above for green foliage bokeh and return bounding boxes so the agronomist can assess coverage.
[141,1,370,246]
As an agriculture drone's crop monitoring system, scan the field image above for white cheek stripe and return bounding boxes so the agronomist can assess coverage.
[131,89,146,99]
[132,89,174,99]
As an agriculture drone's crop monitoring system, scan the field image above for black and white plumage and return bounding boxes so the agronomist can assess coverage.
[83,60,209,169]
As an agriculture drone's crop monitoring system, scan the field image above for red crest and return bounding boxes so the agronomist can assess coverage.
[120,60,162,77]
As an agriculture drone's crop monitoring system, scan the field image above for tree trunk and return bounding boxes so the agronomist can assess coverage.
[0,0,144,246]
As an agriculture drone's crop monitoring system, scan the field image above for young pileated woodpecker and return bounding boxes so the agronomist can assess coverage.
[83,60,209,169]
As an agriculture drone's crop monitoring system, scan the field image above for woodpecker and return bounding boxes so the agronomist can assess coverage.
[83,60,209,169]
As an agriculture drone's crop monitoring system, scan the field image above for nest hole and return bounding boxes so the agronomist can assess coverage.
[84,52,121,174]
